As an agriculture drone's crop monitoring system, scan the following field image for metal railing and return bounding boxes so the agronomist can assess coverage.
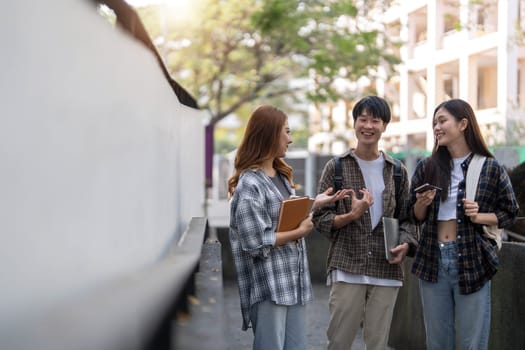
[1,217,208,350]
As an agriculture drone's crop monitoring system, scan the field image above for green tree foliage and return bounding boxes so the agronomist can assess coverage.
[137,0,400,127]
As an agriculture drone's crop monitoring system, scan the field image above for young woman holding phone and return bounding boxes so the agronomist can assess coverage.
[409,99,519,350]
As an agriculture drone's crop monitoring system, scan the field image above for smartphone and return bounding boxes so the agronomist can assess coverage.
[414,183,442,193]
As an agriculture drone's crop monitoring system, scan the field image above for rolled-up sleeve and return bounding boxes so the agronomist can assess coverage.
[312,159,339,239]
[234,195,275,258]
[491,161,519,228]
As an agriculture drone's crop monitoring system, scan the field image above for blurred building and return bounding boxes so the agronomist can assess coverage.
[309,0,525,167]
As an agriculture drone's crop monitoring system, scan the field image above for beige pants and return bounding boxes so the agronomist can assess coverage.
[326,282,399,350]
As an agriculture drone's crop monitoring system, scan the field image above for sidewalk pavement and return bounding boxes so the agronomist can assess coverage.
[224,281,381,350]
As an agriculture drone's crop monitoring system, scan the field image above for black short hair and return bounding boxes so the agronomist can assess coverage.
[352,96,391,124]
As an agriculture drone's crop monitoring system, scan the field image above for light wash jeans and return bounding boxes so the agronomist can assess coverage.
[249,300,307,350]
[419,241,491,350]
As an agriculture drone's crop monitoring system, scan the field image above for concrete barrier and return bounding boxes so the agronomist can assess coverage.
[1,217,209,350]
[174,239,228,350]
[388,242,525,350]
[1,0,205,329]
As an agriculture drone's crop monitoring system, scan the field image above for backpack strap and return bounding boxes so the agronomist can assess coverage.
[466,154,486,201]
[334,156,343,192]
[333,156,343,211]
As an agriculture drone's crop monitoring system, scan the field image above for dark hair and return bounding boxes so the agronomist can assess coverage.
[352,96,391,124]
[227,105,294,196]
[425,98,493,199]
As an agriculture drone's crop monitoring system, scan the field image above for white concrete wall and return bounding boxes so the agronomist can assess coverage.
[0,0,205,327]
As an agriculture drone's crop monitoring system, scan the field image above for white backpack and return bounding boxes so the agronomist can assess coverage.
[465,154,502,250]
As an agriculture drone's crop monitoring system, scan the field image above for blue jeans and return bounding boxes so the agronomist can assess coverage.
[419,241,491,350]
[250,300,307,350]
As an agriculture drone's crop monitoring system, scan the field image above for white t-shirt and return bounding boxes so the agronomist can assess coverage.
[355,154,385,229]
[438,154,470,220]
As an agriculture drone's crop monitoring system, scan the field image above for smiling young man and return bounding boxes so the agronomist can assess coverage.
[312,96,417,350]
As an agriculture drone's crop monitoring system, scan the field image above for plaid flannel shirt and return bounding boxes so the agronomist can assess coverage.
[229,169,313,331]
[312,151,417,281]
[409,155,519,294]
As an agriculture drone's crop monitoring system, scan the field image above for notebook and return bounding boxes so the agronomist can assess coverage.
[382,216,400,261]
[276,196,314,232]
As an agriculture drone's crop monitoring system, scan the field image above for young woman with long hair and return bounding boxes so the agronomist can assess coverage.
[228,105,348,350]
[409,99,519,350]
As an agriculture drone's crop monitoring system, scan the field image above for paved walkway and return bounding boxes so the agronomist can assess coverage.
[224,281,371,350]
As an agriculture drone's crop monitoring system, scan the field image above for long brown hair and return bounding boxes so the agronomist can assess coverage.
[227,105,294,197]
[425,99,493,199]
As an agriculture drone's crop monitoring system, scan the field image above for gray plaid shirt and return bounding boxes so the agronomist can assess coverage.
[312,151,417,281]
[229,169,313,330]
